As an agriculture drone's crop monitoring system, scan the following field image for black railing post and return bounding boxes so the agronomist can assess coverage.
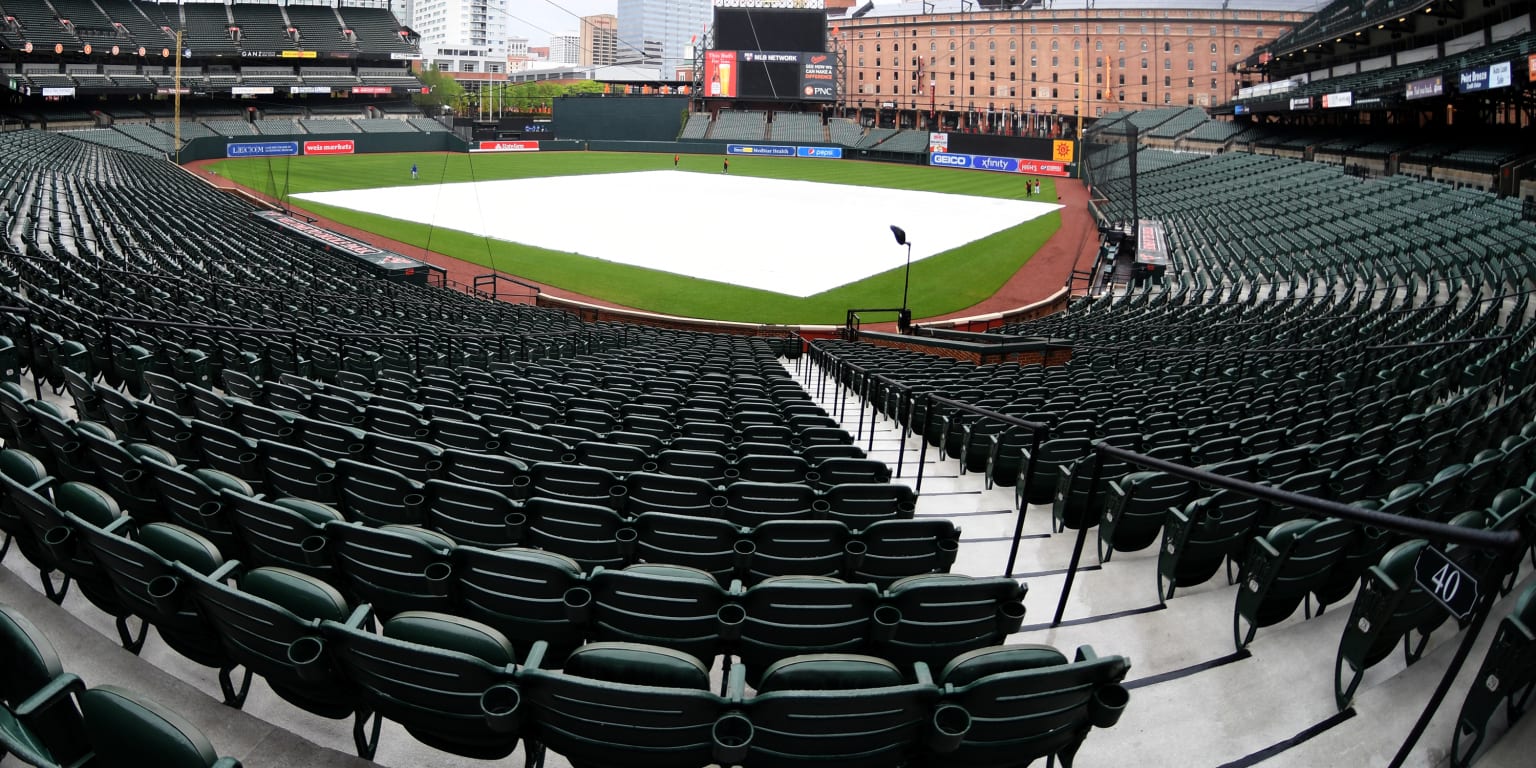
[26,319,42,400]
[854,370,866,442]
[914,391,931,494]
[1386,548,1517,768]
[867,375,879,455]
[1052,442,1106,626]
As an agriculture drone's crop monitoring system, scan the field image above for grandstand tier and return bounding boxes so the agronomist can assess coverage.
[1,2,1536,760]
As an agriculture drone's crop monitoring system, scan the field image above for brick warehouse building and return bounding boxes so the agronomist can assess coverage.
[830,0,1325,133]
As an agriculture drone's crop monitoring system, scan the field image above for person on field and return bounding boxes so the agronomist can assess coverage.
[723,158,729,174]
[674,154,680,168]
[411,163,418,180]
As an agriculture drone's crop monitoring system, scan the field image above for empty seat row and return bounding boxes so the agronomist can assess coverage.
[76,372,876,492]
[29,537,1131,767]
[0,441,956,602]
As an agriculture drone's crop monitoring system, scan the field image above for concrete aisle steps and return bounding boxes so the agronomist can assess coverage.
[785,354,1533,768]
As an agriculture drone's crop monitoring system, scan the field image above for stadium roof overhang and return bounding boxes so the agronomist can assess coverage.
[1256,0,1473,77]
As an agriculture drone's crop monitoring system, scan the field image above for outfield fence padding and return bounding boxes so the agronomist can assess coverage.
[177,131,468,163]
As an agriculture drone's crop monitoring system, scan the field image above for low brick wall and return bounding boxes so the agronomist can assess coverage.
[857,331,1072,367]
[921,287,1071,333]
[535,294,833,357]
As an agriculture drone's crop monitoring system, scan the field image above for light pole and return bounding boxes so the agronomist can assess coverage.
[890,225,913,333]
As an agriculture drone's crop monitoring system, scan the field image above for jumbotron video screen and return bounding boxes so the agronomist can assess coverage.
[707,6,836,102]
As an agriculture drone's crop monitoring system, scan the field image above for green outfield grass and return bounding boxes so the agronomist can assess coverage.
[208,151,1060,325]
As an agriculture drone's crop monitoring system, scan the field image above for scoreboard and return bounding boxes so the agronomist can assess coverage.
[708,3,836,102]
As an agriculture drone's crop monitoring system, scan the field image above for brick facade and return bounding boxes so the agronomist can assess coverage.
[832,5,1309,130]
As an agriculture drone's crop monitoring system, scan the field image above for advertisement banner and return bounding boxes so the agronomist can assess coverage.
[799,52,837,100]
[390,52,424,60]
[930,152,975,169]
[351,85,392,95]
[1458,61,1511,92]
[930,152,1069,177]
[304,140,355,155]
[41,86,76,97]
[1404,76,1443,100]
[475,141,539,152]
[705,50,737,98]
[928,132,949,153]
[226,141,300,158]
[1135,220,1170,268]
[289,85,331,94]
[281,50,318,59]
[796,146,843,158]
[727,144,794,156]
[1530,53,1535,82]
[1289,96,1312,110]
[231,86,274,95]
[1052,140,1074,164]
[740,50,800,63]
[1016,159,1070,177]
[1321,91,1353,108]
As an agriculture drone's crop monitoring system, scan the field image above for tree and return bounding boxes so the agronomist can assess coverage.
[490,80,609,114]
[413,64,465,113]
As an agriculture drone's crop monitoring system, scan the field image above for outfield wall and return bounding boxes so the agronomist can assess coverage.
[466,138,923,166]
[174,127,926,167]
[553,95,690,142]
[178,131,467,163]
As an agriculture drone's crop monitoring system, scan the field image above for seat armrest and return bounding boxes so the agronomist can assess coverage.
[15,673,85,719]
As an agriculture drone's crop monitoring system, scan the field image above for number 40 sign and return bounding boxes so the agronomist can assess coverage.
[1413,546,1481,621]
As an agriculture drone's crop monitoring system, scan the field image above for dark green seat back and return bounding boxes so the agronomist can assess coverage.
[78,685,229,768]
[937,644,1132,768]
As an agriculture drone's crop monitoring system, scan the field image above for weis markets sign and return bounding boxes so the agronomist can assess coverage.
[303,140,354,155]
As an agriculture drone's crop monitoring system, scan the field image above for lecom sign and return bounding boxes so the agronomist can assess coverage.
[304,140,355,155]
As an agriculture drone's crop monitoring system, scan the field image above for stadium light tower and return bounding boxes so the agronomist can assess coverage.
[890,225,914,333]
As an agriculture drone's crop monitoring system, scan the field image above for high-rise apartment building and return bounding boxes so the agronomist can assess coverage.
[409,0,511,61]
[580,14,618,67]
[616,0,711,73]
[550,33,581,65]
[389,0,415,27]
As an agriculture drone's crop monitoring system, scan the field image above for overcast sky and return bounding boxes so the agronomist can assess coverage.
[504,0,616,44]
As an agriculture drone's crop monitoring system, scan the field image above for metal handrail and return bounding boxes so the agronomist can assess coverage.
[917,392,1051,577]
